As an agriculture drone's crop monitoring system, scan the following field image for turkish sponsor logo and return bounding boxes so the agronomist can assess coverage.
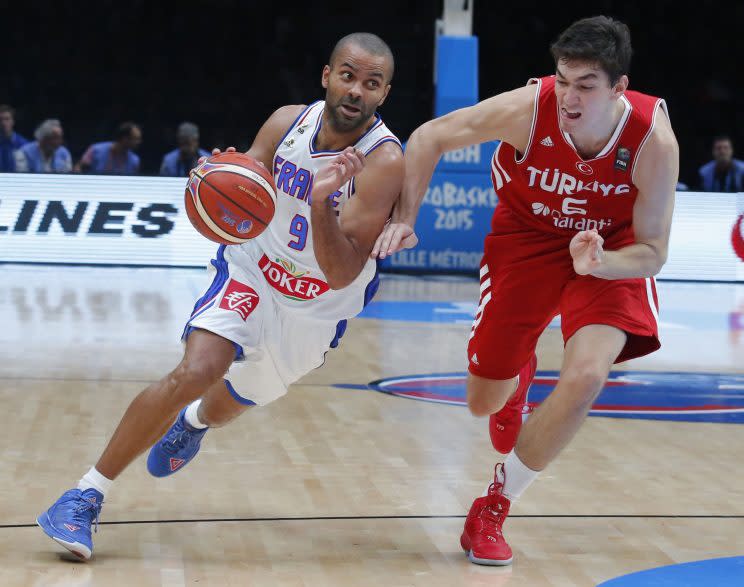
[0,199,177,238]
[531,201,613,231]
[532,202,552,217]
[576,161,593,175]
[526,166,630,196]
[219,279,260,320]
[258,254,329,301]
[615,146,632,171]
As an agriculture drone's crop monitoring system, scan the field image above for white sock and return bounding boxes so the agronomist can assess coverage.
[77,466,113,498]
[184,399,208,429]
[500,450,539,502]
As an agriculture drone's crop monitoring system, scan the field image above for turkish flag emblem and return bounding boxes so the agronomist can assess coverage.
[219,279,260,321]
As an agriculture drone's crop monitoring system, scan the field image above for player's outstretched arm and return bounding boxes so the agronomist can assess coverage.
[394,85,536,232]
[311,142,404,289]
[573,108,679,279]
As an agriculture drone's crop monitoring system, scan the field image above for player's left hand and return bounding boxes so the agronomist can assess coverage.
[190,146,238,176]
[569,229,604,275]
[371,221,418,259]
[312,147,365,201]
[198,146,237,166]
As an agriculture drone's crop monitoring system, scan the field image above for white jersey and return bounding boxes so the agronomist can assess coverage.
[229,100,401,321]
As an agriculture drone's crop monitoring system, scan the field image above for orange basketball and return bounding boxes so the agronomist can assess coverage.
[184,151,276,244]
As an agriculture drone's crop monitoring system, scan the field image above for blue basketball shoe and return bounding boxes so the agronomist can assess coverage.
[147,408,208,477]
[37,488,103,560]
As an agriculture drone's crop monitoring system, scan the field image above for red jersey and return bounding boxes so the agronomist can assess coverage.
[490,76,666,249]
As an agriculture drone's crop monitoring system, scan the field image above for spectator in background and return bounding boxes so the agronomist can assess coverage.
[14,119,72,173]
[698,135,744,192]
[0,104,29,172]
[160,121,209,177]
[76,121,142,175]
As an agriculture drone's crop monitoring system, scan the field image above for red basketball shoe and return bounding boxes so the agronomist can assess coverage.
[460,464,513,565]
[489,353,537,453]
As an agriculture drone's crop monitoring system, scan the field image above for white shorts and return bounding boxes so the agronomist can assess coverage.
[183,245,346,406]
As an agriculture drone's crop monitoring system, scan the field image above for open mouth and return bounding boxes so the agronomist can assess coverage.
[561,107,581,120]
[340,103,361,117]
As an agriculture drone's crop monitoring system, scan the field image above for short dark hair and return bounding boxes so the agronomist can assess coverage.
[329,32,395,82]
[177,121,200,141]
[115,121,140,140]
[550,16,632,84]
[0,104,15,116]
[713,135,732,146]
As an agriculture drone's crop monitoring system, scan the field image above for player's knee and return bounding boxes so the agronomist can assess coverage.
[467,393,499,417]
[167,357,226,403]
[562,363,607,407]
[466,379,509,417]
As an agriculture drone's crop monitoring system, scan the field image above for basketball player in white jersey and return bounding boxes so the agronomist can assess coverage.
[37,32,404,560]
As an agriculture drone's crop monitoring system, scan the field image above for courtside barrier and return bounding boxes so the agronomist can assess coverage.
[1,173,742,281]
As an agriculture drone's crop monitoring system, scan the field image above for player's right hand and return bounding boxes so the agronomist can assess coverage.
[312,147,366,202]
[569,228,605,275]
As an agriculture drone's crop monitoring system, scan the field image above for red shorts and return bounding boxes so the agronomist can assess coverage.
[467,228,660,380]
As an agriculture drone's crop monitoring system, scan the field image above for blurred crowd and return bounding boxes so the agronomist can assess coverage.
[695,135,744,192]
[0,105,208,178]
[1,103,742,191]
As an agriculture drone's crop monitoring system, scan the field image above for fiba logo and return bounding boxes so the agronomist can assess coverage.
[732,214,744,262]
[576,161,593,175]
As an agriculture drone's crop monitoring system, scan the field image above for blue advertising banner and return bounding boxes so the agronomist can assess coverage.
[380,169,496,273]
[436,141,498,174]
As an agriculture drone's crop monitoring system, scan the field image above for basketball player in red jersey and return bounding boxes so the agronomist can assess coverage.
[380,16,679,565]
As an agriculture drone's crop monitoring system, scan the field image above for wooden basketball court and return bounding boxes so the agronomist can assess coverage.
[1,265,743,586]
